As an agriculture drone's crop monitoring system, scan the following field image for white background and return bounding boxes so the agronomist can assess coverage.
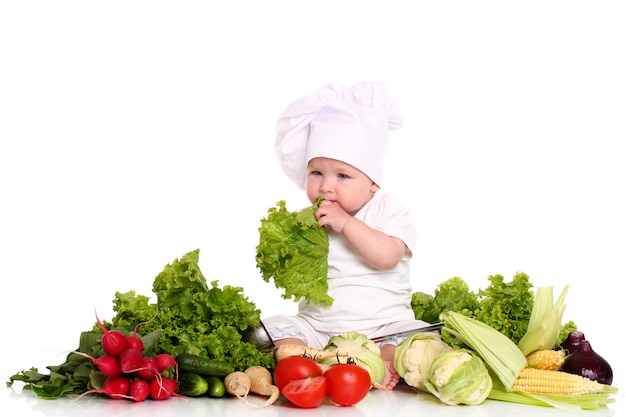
[1,1,625,414]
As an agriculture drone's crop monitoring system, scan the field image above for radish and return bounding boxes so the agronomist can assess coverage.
[102,376,131,398]
[154,353,177,373]
[118,348,143,374]
[129,379,150,402]
[126,334,144,352]
[94,308,129,357]
[149,377,178,400]
[76,376,131,400]
[126,308,158,352]
[70,351,121,378]
[135,356,159,380]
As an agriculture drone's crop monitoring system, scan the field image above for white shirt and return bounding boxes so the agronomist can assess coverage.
[298,192,417,332]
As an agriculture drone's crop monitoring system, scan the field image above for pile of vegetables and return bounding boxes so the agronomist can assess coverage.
[396,272,618,410]
[272,347,373,408]
[104,249,274,371]
[256,198,332,306]
[319,332,386,386]
[410,272,576,347]
[8,249,274,399]
[8,319,178,400]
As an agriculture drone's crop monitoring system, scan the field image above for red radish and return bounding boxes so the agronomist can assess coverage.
[94,308,129,357]
[76,376,131,400]
[126,308,158,352]
[127,335,144,352]
[129,379,150,402]
[154,353,177,373]
[149,377,178,400]
[118,348,143,374]
[103,376,131,398]
[135,356,159,380]
[70,351,121,378]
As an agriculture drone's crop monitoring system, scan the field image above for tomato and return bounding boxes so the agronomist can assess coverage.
[281,376,327,408]
[324,363,371,406]
[273,356,323,391]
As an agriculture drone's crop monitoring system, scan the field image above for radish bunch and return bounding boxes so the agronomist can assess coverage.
[75,313,180,401]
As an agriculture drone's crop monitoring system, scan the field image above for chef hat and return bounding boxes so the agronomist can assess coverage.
[275,81,403,189]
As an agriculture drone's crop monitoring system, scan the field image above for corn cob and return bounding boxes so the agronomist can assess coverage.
[525,349,565,371]
[511,367,607,395]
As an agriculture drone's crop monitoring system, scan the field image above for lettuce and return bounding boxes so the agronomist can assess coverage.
[109,249,275,371]
[411,277,479,323]
[255,198,332,306]
[473,272,534,344]
[8,250,275,398]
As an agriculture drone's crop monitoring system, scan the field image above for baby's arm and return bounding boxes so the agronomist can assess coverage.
[316,201,407,270]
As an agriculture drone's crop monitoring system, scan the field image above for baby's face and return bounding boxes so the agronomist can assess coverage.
[305,157,379,215]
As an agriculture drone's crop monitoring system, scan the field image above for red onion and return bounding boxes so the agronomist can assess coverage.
[560,330,585,354]
[561,339,613,385]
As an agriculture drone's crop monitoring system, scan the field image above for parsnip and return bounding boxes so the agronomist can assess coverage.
[245,366,280,408]
[274,343,350,362]
[225,367,280,408]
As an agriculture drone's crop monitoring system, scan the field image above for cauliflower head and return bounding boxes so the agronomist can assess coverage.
[393,333,452,390]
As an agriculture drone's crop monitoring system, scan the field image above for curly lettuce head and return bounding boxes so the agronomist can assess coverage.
[256,199,332,306]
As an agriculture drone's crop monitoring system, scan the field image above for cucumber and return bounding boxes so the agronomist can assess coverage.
[205,376,226,398]
[177,372,209,397]
[175,354,234,377]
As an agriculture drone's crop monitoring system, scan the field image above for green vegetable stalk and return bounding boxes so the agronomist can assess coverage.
[255,198,332,306]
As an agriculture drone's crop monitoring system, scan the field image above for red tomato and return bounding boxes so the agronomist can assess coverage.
[281,376,327,408]
[324,364,371,406]
[273,356,323,391]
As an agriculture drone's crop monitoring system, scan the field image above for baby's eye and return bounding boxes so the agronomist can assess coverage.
[310,170,322,177]
[337,173,349,180]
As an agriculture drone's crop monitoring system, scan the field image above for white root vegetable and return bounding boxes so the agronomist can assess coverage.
[225,371,251,401]
[225,367,280,408]
[245,366,280,408]
[274,343,350,362]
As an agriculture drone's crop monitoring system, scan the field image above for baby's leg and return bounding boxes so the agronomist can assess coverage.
[273,337,306,346]
[380,344,400,389]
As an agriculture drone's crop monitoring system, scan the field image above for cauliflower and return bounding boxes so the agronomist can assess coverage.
[424,348,493,406]
[393,333,452,391]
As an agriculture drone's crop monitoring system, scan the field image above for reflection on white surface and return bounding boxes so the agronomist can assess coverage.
[4,384,624,417]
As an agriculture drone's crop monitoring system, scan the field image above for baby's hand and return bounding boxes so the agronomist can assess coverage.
[315,200,351,233]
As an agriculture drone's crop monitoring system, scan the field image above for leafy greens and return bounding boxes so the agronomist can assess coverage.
[106,249,274,370]
[8,249,275,398]
[411,272,576,347]
[255,198,332,306]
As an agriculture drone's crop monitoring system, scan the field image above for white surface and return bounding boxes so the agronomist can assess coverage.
[3,362,625,417]
[1,0,625,415]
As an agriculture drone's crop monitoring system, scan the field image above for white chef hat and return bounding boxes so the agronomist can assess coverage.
[275,81,403,189]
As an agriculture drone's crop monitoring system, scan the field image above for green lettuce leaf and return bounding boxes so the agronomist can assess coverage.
[255,198,332,306]
[474,272,534,344]
[110,249,274,371]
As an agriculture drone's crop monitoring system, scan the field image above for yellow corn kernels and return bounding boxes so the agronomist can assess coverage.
[526,349,565,371]
[512,367,606,395]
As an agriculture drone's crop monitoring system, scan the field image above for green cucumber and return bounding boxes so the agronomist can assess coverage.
[176,354,234,377]
[177,373,209,397]
[205,376,226,398]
